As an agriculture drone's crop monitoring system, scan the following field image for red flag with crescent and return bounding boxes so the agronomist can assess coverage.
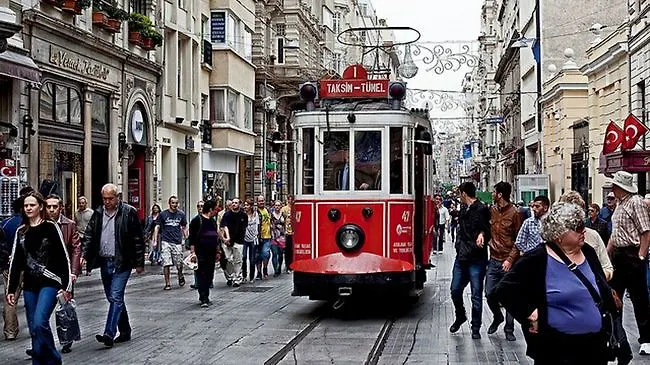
[603,121,624,155]
[621,114,649,150]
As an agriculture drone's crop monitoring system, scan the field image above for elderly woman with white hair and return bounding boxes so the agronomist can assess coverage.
[558,191,613,280]
[493,202,624,365]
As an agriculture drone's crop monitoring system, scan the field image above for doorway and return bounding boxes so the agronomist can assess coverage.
[91,145,109,210]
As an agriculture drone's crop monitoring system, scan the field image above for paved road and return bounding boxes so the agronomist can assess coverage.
[0,246,648,364]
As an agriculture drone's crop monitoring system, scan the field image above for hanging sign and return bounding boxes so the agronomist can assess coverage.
[319,65,389,99]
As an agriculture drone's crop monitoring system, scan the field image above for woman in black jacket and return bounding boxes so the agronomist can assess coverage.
[493,202,619,365]
[6,192,71,365]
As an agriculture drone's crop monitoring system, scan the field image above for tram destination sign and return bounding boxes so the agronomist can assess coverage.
[319,79,389,99]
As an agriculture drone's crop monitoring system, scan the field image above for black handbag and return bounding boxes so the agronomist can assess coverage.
[547,243,631,364]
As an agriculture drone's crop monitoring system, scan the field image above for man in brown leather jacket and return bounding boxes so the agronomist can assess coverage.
[45,194,81,353]
[485,182,522,341]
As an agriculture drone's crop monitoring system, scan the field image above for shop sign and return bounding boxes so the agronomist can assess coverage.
[185,135,195,150]
[48,46,110,81]
[130,109,144,143]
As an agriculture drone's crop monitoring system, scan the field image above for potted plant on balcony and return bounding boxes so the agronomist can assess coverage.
[92,2,108,25]
[104,3,128,33]
[128,13,152,45]
[141,28,162,50]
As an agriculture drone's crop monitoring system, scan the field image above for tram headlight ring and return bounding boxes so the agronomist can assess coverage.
[336,224,365,252]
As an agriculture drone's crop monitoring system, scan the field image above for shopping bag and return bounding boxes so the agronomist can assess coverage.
[55,297,81,345]
[184,254,198,271]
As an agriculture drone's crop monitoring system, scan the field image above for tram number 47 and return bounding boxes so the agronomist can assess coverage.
[402,211,410,222]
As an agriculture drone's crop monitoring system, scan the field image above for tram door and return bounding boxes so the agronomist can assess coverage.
[413,126,431,288]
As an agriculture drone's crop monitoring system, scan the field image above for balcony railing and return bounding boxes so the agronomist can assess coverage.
[202,39,212,66]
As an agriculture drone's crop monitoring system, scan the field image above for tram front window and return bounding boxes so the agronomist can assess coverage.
[354,131,382,191]
[323,131,350,191]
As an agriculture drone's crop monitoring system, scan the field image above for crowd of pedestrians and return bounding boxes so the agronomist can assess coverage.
[447,170,650,364]
[0,182,294,364]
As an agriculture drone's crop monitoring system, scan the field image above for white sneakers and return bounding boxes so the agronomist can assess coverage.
[639,343,650,355]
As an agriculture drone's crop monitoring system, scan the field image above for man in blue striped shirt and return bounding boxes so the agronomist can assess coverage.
[514,195,550,254]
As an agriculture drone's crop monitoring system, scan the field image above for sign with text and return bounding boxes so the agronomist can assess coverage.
[211,12,226,43]
[319,79,389,99]
[389,202,414,262]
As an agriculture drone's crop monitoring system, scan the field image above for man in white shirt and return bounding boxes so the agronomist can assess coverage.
[434,194,450,254]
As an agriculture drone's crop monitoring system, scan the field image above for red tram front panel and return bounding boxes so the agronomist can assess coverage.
[387,202,415,264]
[293,202,315,261]
[315,201,385,257]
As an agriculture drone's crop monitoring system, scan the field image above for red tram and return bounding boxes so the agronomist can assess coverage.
[289,65,437,302]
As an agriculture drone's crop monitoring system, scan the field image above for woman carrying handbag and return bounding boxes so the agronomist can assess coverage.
[6,192,72,365]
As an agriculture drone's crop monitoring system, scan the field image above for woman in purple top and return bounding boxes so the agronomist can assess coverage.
[188,200,219,308]
[493,202,625,365]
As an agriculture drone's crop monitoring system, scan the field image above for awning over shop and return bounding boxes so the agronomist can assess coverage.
[0,50,40,83]
[602,150,650,175]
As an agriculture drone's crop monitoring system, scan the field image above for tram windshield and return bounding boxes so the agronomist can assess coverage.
[322,130,387,192]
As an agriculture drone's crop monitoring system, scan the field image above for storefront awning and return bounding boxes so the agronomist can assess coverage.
[0,50,40,83]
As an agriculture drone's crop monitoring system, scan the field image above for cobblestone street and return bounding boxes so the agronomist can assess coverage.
[1,248,647,364]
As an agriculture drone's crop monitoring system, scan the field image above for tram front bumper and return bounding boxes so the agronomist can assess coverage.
[291,253,416,299]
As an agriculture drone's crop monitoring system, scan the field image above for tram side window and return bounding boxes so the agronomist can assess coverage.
[323,131,350,191]
[354,131,382,191]
[302,128,315,194]
[389,127,403,194]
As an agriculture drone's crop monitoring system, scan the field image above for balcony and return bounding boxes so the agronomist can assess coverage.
[208,123,255,156]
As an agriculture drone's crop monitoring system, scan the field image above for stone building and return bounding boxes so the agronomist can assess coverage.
[20,0,162,218]
[580,23,628,205]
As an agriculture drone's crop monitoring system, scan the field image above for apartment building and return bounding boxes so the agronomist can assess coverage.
[201,0,255,203]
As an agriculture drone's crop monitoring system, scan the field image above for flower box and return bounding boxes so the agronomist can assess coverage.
[141,37,155,50]
[61,0,77,13]
[92,11,107,25]
[128,31,142,45]
[105,18,122,33]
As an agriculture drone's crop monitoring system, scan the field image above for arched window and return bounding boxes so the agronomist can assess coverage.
[39,82,82,125]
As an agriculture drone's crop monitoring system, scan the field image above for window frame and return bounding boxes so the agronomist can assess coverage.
[39,81,83,127]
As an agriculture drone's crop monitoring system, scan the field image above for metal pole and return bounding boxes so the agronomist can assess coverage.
[535,0,544,174]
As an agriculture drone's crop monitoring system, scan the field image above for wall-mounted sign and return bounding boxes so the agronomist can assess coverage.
[486,116,504,124]
[130,108,144,143]
[48,46,110,81]
[211,12,226,43]
[185,135,195,150]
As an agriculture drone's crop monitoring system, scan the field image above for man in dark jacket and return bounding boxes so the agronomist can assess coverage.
[82,183,144,348]
[449,182,491,339]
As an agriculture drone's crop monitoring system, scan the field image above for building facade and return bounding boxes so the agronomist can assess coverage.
[0,0,39,218]
[20,0,162,219]
[540,50,588,202]
[581,23,628,205]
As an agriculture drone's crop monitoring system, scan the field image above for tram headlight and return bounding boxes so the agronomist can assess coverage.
[336,224,365,252]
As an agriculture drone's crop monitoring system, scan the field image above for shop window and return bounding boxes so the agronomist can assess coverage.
[389,127,403,194]
[323,131,349,191]
[354,131,382,191]
[39,82,82,125]
[91,93,109,133]
[302,128,314,195]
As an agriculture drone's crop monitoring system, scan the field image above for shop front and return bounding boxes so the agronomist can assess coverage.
[24,10,161,213]
[159,125,201,213]
[602,150,650,196]
[202,151,239,202]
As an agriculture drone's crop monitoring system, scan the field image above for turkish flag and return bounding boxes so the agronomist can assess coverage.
[621,114,649,150]
[603,121,624,154]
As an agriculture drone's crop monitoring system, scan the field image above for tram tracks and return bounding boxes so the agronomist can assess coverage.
[264,312,397,365]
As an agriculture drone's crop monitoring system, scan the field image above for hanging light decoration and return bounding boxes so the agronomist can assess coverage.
[398,44,419,79]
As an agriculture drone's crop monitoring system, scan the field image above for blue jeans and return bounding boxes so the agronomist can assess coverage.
[242,241,256,281]
[100,258,132,339]
[485,259,515,333]
[450,258,487,331]
[271,244,285,275]
[23,287,61,365]
[258,239,271,262]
